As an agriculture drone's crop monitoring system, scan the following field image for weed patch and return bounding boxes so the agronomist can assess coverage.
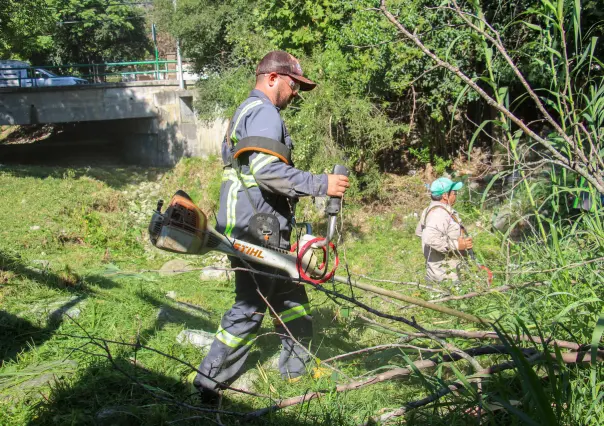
[0,158,602,424]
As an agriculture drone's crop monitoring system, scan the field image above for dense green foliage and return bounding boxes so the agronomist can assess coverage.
[0,0,151,65]
[1,0,603,423]
[0,160,603,424]
[154,0,602,199]
[154,0,482,193]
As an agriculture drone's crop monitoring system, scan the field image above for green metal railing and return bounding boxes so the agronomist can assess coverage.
[0,60,182,87]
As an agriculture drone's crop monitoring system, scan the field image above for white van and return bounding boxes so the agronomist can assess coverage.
[0,60,88,87]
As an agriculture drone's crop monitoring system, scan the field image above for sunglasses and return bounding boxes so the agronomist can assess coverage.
[279,74,300,93]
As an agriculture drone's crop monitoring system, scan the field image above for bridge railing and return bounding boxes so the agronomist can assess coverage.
[0,60,191,87]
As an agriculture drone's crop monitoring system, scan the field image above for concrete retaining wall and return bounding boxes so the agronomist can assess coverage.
[0,82,228,166]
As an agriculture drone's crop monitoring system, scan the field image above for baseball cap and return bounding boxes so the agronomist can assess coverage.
[430,177,463,196]
[256,50,317,91]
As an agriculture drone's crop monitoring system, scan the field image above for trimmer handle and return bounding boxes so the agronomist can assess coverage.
[326,164,349,215]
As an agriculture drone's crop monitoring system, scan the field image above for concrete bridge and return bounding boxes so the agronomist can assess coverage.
[0,81,227,165]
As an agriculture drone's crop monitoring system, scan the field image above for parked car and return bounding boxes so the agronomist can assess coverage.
[0,60,88,87]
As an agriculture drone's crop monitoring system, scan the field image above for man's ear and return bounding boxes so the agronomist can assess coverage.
[267,72,279,87]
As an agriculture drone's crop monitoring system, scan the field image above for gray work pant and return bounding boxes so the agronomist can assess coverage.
[194,257,313,392]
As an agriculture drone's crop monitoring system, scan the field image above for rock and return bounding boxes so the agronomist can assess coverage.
[176,329,215,349]
[95,406,139,425]
[2,360,78,400]
[492,207,512,232]
[174,300,211,317]
[30,225,41,231]
[159,259,192,276]
[165,291,177,300]
[233,370,259,393]
[469,181,480,190]
[263,354,280,371]
[207,254,229,266]
[156,306,175,322]
[32,259,50,267]
[64,307,81,318]
[47,299,84,322]
[22,296,85,322]
[199,268,229,281]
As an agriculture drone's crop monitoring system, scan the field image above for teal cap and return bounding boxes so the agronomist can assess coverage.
[430,177,463,196]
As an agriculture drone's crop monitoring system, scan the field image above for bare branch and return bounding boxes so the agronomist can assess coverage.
[377,0,604,193]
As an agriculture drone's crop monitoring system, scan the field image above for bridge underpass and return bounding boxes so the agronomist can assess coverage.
[0,81,226,166]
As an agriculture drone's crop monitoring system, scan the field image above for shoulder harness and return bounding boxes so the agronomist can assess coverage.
[422,205,466,235]
[232,136,292,166]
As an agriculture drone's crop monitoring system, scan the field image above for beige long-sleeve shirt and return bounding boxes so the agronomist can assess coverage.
[415,201,464,282]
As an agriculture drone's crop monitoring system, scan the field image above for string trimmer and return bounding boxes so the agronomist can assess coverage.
[148,166,348,285]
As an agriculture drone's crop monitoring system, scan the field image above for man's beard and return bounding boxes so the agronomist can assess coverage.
[276,87,293,109]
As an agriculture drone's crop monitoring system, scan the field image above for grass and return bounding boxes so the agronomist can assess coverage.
[1,158,603,425]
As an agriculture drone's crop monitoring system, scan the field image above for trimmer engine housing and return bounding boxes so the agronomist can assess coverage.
[149,190,211,255]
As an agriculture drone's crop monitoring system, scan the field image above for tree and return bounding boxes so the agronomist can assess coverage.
[1,0,151,66]
[48,0,152,65]
[0,0,54,62]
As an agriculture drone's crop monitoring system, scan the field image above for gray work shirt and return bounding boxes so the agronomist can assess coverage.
[216,89,328,248]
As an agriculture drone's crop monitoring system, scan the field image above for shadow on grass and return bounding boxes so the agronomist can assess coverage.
[0,249,119,365]
[0,163,168,190]
[138,292,217,341]
[27,357,343,426]
[0,308,78,366]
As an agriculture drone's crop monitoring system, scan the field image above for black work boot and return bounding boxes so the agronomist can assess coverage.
[193,383,220,405]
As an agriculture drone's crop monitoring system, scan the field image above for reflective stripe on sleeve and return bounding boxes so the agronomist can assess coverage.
[223,168,257,188]
[230,100,263,144]
[250,153,278,175]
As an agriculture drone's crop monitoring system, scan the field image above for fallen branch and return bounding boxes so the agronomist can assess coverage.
[353,273,449,294]
[357,315,589,351]
[364,353,542,425]
[417,281,548,305]
[365,349,604,424]
[245,344,538,419]
[322,344,443,363]
[493,256,604,275]
[333,275,486,324]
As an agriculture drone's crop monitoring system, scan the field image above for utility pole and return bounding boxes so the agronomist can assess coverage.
[173,0,184,89]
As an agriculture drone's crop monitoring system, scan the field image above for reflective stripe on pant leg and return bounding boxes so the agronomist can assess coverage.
[276,303,311,324]
[215,326,257,348]
[271,284,313,378]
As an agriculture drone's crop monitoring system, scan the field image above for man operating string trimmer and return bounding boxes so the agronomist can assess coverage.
[191,51,349,401]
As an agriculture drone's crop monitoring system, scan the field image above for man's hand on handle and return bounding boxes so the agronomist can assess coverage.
[327,174,350,197]
[457,237,473,251]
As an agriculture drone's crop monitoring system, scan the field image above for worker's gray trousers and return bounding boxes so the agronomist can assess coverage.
[194,257,313,392]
